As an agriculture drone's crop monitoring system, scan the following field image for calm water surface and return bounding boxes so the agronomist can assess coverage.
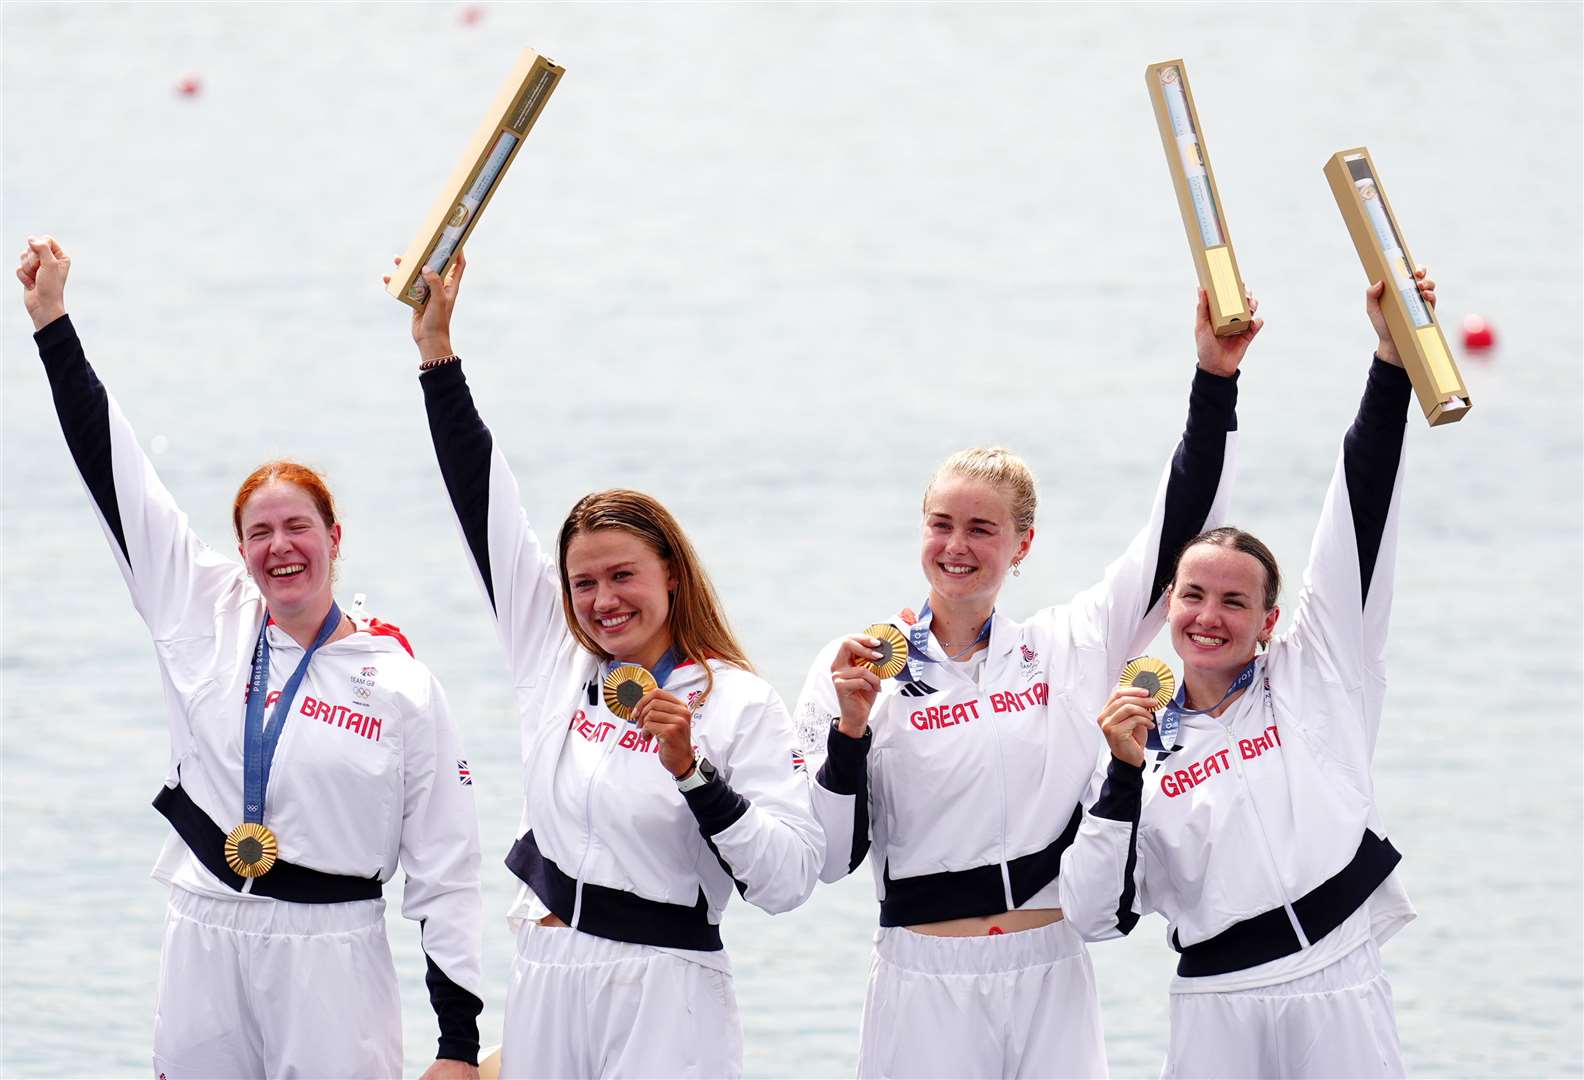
[4,3,1581,1077]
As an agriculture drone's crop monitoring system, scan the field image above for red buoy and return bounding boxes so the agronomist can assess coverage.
[1461,314,1495,352]
[175,74,202,98]
[459,4,484,25]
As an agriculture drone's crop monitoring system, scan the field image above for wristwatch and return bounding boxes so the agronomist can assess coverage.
[675,756,717,793]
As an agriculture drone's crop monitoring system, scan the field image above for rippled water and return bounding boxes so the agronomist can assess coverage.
[4,3,1581,1077]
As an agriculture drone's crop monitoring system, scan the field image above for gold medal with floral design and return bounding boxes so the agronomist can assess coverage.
[603,664,658,721]
[224,822,279,878]
[1118,656,1177,711]
[860,624,910,680]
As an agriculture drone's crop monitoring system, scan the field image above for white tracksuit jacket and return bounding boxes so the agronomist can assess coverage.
[34,315,485,1062]
[1060,359,1417,983]
[795,369,1239,926]
[420,362,822,952]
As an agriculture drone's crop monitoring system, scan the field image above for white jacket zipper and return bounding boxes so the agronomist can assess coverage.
[569,715,623,929]
[1224,714,1309,949]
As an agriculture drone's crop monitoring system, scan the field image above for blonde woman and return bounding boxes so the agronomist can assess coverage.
[795,290,1260,1078]
[392,254,822,1078]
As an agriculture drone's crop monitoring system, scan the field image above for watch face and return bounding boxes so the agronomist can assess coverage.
[697,757,716,782]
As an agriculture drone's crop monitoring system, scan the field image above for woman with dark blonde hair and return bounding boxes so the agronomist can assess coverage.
[392,253,821,1079]
[19,236,484,1080]
[796,288,1261,1078]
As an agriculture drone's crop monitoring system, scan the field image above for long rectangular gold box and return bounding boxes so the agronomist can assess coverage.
[388,49,565,309]
[1145,60,1251,337]
[1324,148,1470,427]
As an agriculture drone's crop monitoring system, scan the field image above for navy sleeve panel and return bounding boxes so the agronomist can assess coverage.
[819,723,873,874]
[817,722,872,797]
[1090,757,1145,936]
[1090,755,1144,823]
[420,362,496,609]
[1344,358,1413,606]
[1152,369,1240,608]
[686,777,753,897]
[422,945,483,1065]
[682,774,752,837]
[35,315,129,563]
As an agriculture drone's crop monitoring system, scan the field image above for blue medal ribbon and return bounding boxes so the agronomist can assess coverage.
[604,646,688,723]
[1150,657,1258,753]
[605,646,687,688]
[905,601,992,682]
[648,646,687,689]
[242,603,343,823]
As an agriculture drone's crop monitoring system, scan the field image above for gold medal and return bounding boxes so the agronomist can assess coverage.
[224,822,279,878]
[859,624,910,680]
[603,664,658,721]
[1118,656,1177,711]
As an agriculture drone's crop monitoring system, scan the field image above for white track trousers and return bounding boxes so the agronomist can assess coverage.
[858,920,1107,1080]
[1162,938,1404,1079]
[500,922,742,1079]
[151,888,401,1079]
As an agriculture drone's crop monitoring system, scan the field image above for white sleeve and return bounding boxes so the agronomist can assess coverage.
[686,685,824,915]
[1282,360,1411,758]
[36,315,247,643]
[793,639,873,884]
[398,673,485,1064]
[1065,369,1239,670]
[421,363,568,695]
[1059,752,1152,943]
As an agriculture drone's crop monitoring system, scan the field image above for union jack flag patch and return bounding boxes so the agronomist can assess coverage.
[790,749,806,773]
[457,759,472,786]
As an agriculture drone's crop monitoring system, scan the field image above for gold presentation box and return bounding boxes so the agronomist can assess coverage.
[1145,59,1251,337]
[388,49,565,309]
[1324,148,1470,427]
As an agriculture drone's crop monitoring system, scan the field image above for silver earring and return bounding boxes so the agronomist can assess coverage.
[1012,561,1022,577]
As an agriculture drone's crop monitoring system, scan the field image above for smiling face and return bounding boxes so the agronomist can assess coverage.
[1167,543,1280,690]
[237,479,340,621]
[564,527,676,669]
[920,475,1033,611]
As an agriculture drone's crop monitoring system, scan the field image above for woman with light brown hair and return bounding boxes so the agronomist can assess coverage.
[391,253,822,1079]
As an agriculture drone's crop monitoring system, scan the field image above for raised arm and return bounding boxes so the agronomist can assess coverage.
[397,254,568,691]
[1282,275,1427,756]
[19,236,246,641]
[1068,289,1255,667]
[398,673,485,1072]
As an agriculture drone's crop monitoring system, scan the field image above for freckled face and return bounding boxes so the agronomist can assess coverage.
[920,476,1033,609]
[1167,544,1279,683]
[237,480,340,619]
[565,529,676,667]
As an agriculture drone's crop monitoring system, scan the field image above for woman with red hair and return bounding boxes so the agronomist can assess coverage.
[18,235,484,1080]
